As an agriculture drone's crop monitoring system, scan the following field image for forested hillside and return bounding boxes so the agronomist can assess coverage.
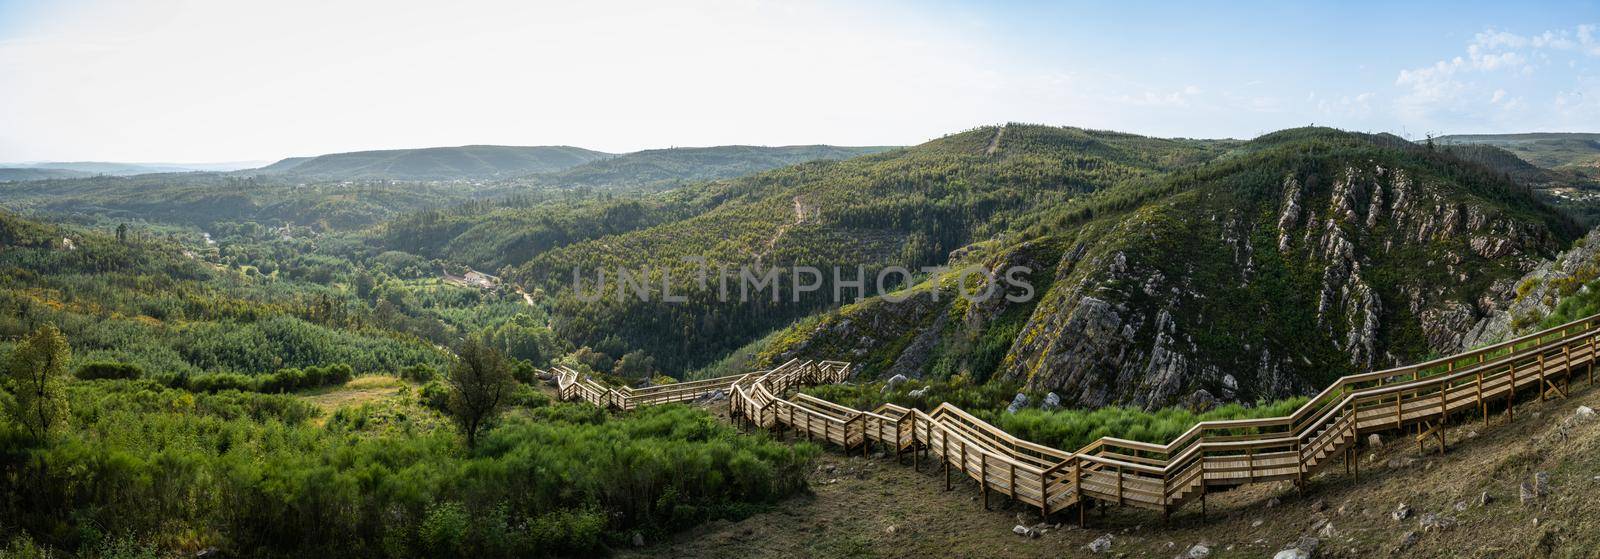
[2,123,1596,557]
[257,145,612,180]
[513,125,1236,372]
[752,127,1580,407]
[0,168,90,182]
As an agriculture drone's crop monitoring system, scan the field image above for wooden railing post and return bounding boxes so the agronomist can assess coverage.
[1116,464,1124,506]
[1477,370,1486,426]
[1508,361,1517,422]
[1074,458,1085,528]
[944,435,952,491]
[980,454,990,510]
[1539,352,1547,402]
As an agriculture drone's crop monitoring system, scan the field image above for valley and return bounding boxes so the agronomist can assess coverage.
[5,124,1600,558]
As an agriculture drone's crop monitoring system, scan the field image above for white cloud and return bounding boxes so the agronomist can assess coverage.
[1394,24,1599,128]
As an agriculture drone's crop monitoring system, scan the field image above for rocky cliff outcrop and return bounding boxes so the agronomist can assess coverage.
[762,130,1575,409]
[1449,228,1600,349]
[999,157,1560,407]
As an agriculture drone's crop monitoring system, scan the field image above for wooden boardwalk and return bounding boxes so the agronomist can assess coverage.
[552,314,1600,524]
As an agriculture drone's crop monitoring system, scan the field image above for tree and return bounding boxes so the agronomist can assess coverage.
[5,325,71,443]
[613,350,656,379]
[446,336,513,449]
[115,223,128,243]
[354,271,377,302]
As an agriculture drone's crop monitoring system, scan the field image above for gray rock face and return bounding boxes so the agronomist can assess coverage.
[1454,227,1600,350]
[997,164,1557,410]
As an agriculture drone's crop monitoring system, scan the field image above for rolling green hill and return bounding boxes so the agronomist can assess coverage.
[1435,133,1600,170]
[512,125,1239,372]
[371,145,902,271]
[490,126,1578,409]
[532,145,897,192]
[750,127,1578,407]
[257,145,612,180]
[0,168,91,181]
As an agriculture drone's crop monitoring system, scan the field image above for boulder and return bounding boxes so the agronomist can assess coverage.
[1179,543,1211,559]
[1006,393,1030,414]
[1397,530,1420,550]
[1183,389,1219,412]
[1273,536,1318,559]
[1041,392,1063,411]
[1367,433,1382,448]
[1418,513,1456,533]
[1520,482,1538,505]
[1087,534,1113,553]
[1012,524,1040,539]
[1575,405,1596,422]
[907,386,930,399]
[1391,504,1412,521]
[1534,471,1551,496]
[1316,520,1337,538]
[882,374,909,393]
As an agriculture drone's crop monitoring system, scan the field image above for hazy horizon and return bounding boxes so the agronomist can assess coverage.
[4,0,1599,162]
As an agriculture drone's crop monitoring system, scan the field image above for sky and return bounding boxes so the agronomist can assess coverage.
[1,0,1598,163]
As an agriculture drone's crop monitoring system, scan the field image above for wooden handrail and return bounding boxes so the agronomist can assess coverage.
[555,313,1600,520]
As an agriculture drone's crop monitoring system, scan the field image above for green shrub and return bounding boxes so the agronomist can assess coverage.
[74,361,143,380]
[508,384,550,408]
[418,502,470,557]
[1,383,814,558]
[419,380,451,413]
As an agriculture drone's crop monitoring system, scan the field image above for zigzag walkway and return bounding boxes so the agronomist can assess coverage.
[550,313,1600,525]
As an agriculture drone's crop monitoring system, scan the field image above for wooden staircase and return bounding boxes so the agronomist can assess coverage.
[551,313,1600,525]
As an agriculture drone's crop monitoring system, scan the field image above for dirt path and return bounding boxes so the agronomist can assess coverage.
[623,383,1600,558]
[986,123,1007,156]
[754,196,809,268]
